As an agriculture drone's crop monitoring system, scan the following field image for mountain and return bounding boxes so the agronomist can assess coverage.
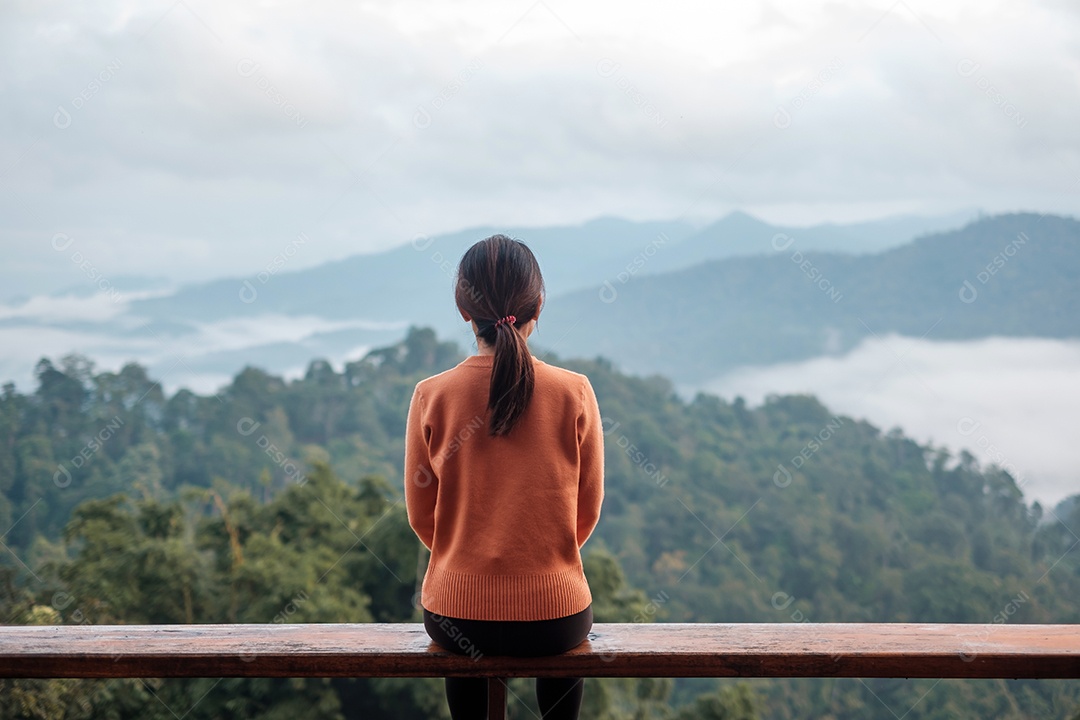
[125,211,971,330]
[636,208,978,276]
[126,217,699,326]
[70,210,967,386]
[0,209,1007,393]
[533,213,1080,384]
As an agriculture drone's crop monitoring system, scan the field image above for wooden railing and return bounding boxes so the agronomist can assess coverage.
[2,623,1078,719]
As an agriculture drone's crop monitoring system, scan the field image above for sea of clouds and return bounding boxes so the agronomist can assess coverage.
[693,334,1080,509]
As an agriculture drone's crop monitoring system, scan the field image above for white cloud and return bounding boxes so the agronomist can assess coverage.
[0,308,404,394]
[0,293,126,322]
[694,335,1080,508]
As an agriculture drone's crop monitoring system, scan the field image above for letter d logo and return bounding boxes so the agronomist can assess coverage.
[958,280,978,304]
[239,280,258,304]
[54,105,72,129]
[414,464,434,488]
[773,465,792,488]
[414,106,432,129]
[596,58,621,78]
[54,464,73,488]
[956,58,980,78]
[51,233,74,251]
[773,106,791,129]
[237,58,260,78]
[236,417,261,436]
[598,280,618,304]
[771,233,794,252]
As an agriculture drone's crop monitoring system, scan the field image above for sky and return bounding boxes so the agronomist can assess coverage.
[1,0,1078,509]
[2,0,1079,298]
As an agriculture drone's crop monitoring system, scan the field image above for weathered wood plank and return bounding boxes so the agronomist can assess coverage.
[0,623,1077,679]
[487,678,506,720]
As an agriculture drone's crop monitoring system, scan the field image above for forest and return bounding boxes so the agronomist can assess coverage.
[1,326,1078,719]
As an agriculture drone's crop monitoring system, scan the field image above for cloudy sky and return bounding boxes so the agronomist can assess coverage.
[2,0,1079,298]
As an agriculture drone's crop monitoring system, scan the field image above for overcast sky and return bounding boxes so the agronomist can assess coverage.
[2,0,1079,297]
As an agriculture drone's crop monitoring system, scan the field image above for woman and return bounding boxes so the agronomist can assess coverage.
[404,234,605,719]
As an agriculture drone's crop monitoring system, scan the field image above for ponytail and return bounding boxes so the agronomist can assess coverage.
[454,235,545,437]
[488,315,535,436]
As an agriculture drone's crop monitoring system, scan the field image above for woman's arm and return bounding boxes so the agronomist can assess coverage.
[404,385,437,550]
[576,377,605,548]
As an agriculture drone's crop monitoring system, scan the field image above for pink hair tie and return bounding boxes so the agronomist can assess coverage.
[494,315,516,329]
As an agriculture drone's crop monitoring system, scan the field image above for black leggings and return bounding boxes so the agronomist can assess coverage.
[422,604,593,720]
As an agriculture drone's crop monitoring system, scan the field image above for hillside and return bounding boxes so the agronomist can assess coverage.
[0,211,978,393]
[2,328,1079,718]
[126,217,697,325]
[640,208,976,274]
[124,211,966,331]
[535,212,1080,384]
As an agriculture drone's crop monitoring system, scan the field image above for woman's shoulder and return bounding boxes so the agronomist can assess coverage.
[410,366,458,399]
[533,357,593,392]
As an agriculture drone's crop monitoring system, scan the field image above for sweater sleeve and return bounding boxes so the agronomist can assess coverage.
[404,384,437,551]
[576,376,605,548]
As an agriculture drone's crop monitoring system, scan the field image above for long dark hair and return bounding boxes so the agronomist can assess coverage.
[454,234,545,437]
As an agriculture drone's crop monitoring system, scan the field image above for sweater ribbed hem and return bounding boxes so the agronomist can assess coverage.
[420,562,593,621]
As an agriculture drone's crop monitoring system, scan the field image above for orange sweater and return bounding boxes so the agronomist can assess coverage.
[404,352,605,621]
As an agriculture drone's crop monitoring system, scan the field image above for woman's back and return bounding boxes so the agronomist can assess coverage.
[405,351,604,622]
[407,233,601,719]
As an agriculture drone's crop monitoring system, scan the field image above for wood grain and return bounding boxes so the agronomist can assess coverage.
[0,623,1077,679]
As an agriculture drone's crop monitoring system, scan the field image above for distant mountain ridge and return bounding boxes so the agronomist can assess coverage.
[637,208,977,276]
[127,210,973,328]
[0,209,1022,390]
[533,212,1080,384]
[45,209,962,384]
